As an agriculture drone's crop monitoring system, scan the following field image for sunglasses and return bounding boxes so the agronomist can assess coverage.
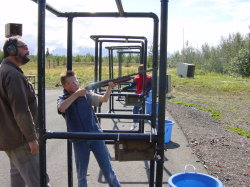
[17,45,28,50]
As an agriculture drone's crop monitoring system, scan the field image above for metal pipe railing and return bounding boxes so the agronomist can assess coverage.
[43,132,158,142]
[115,0,125,16]
[155,1,169,187]
[33,0,164,186]
[37,1,46,186]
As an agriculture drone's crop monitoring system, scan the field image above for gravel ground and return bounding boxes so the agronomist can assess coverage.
[166,101,250,187]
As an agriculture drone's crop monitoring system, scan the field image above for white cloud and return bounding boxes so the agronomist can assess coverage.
[0,0,249,55]
[48,0,117,12]
[168,0,250,52]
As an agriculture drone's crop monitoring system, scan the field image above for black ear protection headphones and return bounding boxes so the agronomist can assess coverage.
[6,39,18,56]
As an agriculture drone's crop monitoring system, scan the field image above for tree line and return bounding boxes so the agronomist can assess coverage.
[0,50,142,67]
[0,32,249,77]
[168,32,250,77]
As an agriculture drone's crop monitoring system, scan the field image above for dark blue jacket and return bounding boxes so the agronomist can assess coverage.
[58,90,102,133]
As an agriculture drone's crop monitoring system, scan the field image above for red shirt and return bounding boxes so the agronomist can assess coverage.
[134,74,152,94]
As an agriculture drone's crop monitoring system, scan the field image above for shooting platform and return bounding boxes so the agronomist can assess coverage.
[29,0,169,186]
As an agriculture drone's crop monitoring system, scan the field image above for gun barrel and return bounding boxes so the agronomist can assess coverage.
[85,68,154,90]
[85,76,131,90]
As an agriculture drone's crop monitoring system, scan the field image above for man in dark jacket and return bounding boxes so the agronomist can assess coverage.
[0,37,50,187]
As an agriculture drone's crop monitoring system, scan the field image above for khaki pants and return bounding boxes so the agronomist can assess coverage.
[5,144,50,187]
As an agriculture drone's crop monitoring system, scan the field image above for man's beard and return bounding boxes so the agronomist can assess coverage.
[20,52,30,65]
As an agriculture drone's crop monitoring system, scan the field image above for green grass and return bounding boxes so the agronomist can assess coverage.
[196,106,213,112]
[210,112,221,120]
[224,126,250,138]
[167,68,249,129]
[22,61,139,88]
[171,100,197,107]
[170,99,222,120]
[168,69,250,97]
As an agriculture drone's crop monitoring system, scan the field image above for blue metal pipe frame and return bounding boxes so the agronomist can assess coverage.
[35,0,168,186]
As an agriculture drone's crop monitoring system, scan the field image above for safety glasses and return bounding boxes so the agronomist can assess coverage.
[17,45,28,51]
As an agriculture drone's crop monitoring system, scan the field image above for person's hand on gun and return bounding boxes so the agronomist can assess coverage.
[107,82,116,88]
[119,87,124,93]
[75,88,88,97]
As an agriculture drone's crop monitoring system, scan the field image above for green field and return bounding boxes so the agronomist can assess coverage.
[22,61,138,88]
[23,61,250,133]
[168,69,250,134]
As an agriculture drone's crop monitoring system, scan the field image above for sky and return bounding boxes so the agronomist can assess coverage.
[0,0,249,56]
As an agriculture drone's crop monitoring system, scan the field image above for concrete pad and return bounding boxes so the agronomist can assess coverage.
[0,90,207,186]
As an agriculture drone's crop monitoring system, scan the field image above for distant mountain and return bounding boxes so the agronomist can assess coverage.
[51,46,110,56]
[51,47,171,57]
[23,38,172,57]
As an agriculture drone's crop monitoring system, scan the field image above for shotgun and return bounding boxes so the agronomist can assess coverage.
[85,68,154,90]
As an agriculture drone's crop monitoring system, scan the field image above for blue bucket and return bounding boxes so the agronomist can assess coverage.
[156,120,175,143]
[146,102,158,115]
[164,120,174,143]
[168,171,223,187]
[145,91,152,102]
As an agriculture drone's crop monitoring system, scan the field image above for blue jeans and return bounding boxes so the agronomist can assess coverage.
[5,144,50,187]
[133,105,142,123]
[73,140,120,187]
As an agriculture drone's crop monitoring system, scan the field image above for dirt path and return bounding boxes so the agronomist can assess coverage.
[166,101,250,187]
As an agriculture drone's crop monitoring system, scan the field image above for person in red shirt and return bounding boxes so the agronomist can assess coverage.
[121,64,152,130]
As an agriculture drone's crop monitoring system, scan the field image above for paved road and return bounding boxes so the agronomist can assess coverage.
[0,89,207,186]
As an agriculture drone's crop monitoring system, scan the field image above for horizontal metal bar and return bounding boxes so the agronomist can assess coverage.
[90,39,144,44]
[42,132,158,141]
[105,46,142,50]
[60,12,158,20]
[110,93,144,97]
[105,140,115,144]
[117,51,141,53]
[90,35,147,40]
[110,109,133,112]
[31,1,158,21]
[31,0,63,16]
[103,129,140,133]
[96,113,151,120]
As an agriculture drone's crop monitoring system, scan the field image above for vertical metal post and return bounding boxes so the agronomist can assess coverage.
[94,39,99,113]
[111,49,114,79]
[149,160,155,187]
[94,40,99,83]
[144,40,148,69]
[98,42,103,82]
[118,52,122,77]
[111,49,115,112]
[98,42,102,115]
[67,140,73,187]
[139,46,143,65]
[143,40,148,134]
[151,15,159,130]
[108,49,112,113]
[37,0,46,186]
[140,42,146,133]
[66,16,74,187]
[108,49,112,79]
[67,16,73,70]
[156,0,169,187]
